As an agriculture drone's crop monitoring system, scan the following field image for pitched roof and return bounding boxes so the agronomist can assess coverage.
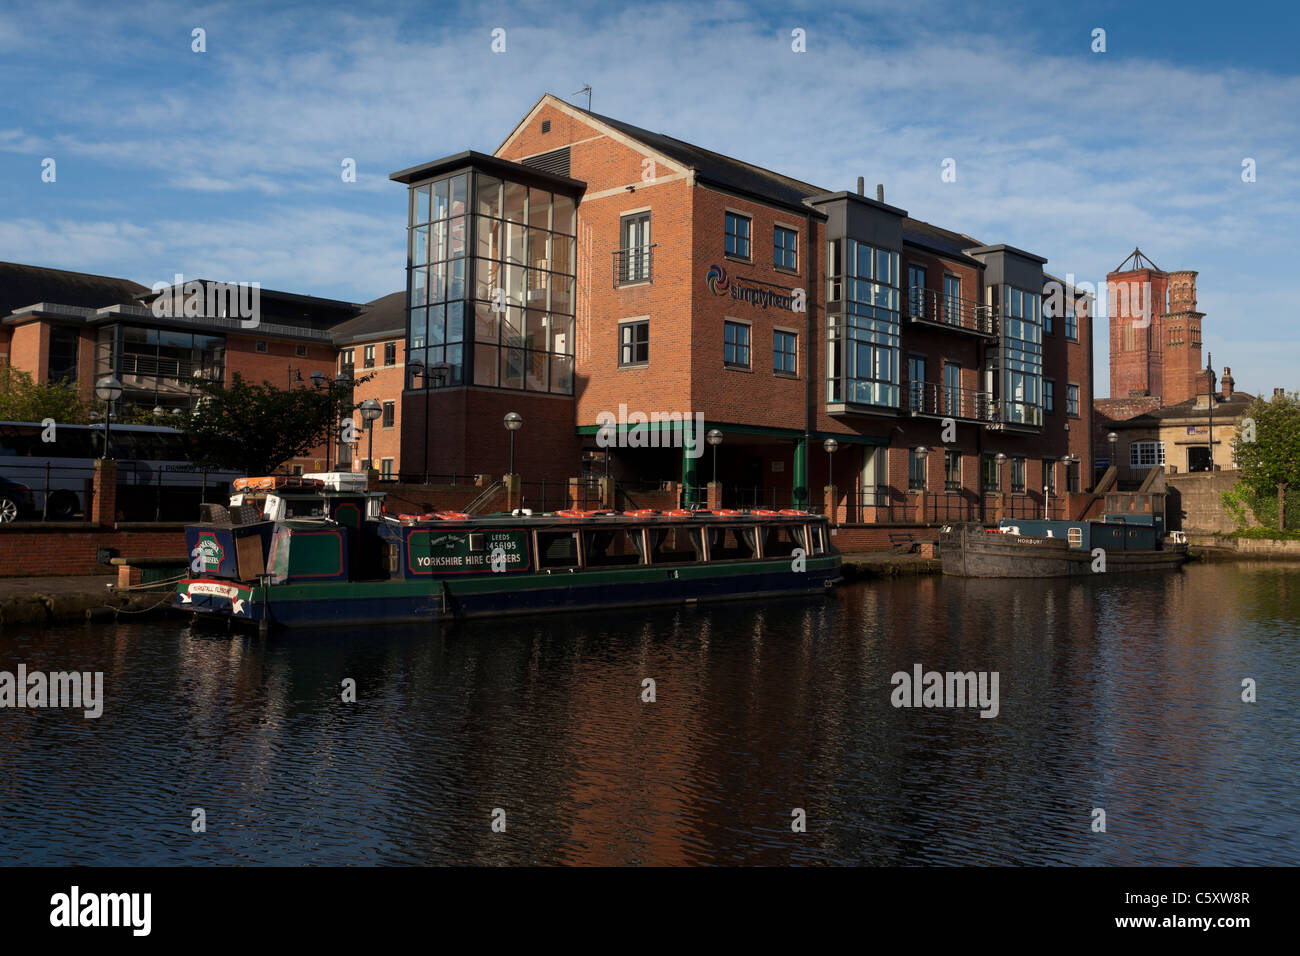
[1120,392,1258,425]
[330,291,406,344]
[0,261,148,318]
[567,103,829,213]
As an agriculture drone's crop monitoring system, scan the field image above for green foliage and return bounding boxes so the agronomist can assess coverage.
[0,366,88,424]
[1231,390,1300,531]
[1227,526,1300,541]
[179,372,374,476]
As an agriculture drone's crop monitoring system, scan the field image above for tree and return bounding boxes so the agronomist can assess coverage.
[0,366,88,424]
[180,372,374,476]
[1232,390,1300,531]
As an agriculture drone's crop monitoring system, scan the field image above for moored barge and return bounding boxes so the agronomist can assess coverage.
[177,479,841,629]
[939,489,1188,578]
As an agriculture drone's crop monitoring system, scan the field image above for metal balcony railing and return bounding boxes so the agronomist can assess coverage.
[612,245,656,286]
[904,380,996,422]
[906,287,997,335]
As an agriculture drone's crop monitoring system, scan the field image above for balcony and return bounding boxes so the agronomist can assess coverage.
[986,399,1044,431]
[904,380,996,422]
[612,244,656,287]
[906,287,997,337]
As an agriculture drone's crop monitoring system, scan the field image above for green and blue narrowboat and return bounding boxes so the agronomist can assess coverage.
[177,481,841,629]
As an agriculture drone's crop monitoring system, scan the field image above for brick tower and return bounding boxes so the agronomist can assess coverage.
[1161,269,1208,404]
[1107,248,1168,398]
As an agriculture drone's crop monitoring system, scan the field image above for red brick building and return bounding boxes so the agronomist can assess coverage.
[387,94,1094,517]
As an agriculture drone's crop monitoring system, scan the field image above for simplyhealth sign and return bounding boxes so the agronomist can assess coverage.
[706,264,805,312]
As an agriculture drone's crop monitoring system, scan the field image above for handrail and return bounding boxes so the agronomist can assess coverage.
[463,479,505,515]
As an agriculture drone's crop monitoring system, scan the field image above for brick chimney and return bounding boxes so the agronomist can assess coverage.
[1221,366,1234,400]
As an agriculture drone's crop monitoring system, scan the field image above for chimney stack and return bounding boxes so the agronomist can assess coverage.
[857,177,864,196]
[1221,367,1234,400]
[876,183,884,202]
[1276,388,1285,400]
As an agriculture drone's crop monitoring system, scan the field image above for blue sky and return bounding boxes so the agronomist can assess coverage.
[1,0,1297,397]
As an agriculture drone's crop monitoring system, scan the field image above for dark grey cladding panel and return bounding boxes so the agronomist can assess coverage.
[815,194,905,250]
[966,245,1046,290]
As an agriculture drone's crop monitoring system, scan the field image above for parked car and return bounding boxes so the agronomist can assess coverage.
[0,476,35,522]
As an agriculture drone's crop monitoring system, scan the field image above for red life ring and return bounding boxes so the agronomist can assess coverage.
[662,509,692,517]
[437,511,471,521]
[712,509,745,517]
[624,509,656,518]
[779,509,808,516]
[751,509,779,516]
[557,509,595,518]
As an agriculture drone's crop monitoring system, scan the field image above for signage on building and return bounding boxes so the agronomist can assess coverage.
[706,264,803,311]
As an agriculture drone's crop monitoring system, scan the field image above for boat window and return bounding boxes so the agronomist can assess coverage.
[649,526,704,564]
[582,528,645,567]
[1067,527,1083,547]
[536,530,580,568]
[806,524,826,556]
[708,525,759,561]
[762,524,802,560]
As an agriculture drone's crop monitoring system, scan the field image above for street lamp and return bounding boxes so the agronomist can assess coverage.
[1107,431,1118,476]
[309,371,335,470]
[707,428,723,482]
[503,411,523,476]
[334,370,355,470]
[1042,455,1056,519]
[597,423,616,479]
[994,450,1007,497]
[359,399,382,471]
[94,375,122,459]
[914,444,929,488]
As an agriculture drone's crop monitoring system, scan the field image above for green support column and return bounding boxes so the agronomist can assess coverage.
[792,436,808,508]
[682,420,698,505]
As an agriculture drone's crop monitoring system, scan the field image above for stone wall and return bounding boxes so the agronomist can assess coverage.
[1165,471,1248,534]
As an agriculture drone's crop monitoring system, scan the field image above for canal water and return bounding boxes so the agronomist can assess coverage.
[1,562,1296,866]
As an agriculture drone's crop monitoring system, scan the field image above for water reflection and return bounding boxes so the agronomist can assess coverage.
[0,562,1296,865]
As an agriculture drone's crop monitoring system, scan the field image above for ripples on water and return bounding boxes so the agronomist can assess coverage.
[0,562,1296,865]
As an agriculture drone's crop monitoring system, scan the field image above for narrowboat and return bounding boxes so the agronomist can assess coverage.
[939,490,1188,578]
[176,477,841,629]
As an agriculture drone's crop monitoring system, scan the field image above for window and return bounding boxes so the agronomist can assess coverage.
[907,355,926,411]
[620,212,651,283]
[340,348,354,373]
[982,454,1001,492]
[536,530,580,569]
[583,529,645,567]
[724,321,750,368]
[1043,379,1055,414]
[943,274,961,324]
[295,344,308,358]
[384,342,396,367]
[1067,526,1083,547]
[649,526,704,564]
[1043,459,1057,495]
[1130,441,1166,468]
[827,239,900,408]
[1010,457,1026,494]
[707,526,759,561]
[996,285,1043,426]
[774,330,797,375]
[944,450,961,491]
[909,448,927,491]
[381,458,394,478]
[1043,295,1054,335]
[827,238,842,301]
[47,326,79,383]
[382,401,395,428]
[725,212,751,259]
[1065,302,1078,340]
[944,363,962,417]
[255,340,268,353]
[619,320,649,366]
[774,226,798,270]
[363,344,376,368]
[907,265,926,318]
[1066,383,1080,417]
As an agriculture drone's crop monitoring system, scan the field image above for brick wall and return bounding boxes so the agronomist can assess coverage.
[0,526,187,577]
